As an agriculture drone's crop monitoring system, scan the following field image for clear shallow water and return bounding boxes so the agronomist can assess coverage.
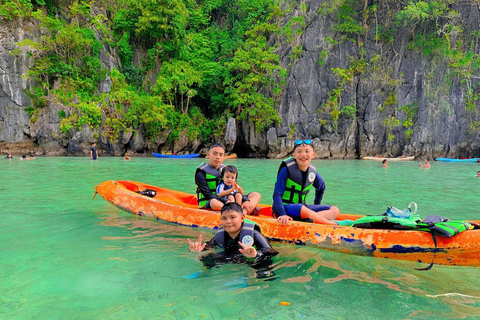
[1,157,480,319]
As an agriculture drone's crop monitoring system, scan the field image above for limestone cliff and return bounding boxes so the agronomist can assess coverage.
[1,1,480,159]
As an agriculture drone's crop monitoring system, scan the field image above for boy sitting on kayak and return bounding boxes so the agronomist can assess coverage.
[272,139,341,226]
[187,203,278,265]
[195,143,261,215]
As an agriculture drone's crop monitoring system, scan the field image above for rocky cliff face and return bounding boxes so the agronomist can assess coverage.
[1,1,480,158]
[0,21,34,153]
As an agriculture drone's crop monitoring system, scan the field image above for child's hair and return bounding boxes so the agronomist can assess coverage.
[292,139,313,152]
[221,202,243,215]
[209,143,226,152]
[222,165,238,178]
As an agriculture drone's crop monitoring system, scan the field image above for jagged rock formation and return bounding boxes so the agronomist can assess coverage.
[1,1,480,158]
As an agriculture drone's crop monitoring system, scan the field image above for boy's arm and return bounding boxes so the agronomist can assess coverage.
[252,230,279,261]
[313,172,326,205]
[216,184,232,197]
[234,182,244,195]
[272,167,288,217]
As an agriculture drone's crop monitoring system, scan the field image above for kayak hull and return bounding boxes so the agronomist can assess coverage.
[152,153,200,158]
[435,158,479,162]
[95,180,480,267]
[362,156,415,161]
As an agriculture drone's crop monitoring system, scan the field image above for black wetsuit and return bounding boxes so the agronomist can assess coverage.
[200,229,278,269]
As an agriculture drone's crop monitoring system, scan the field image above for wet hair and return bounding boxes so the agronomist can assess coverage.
[222,165,238,178]
[382,159,387,164]
[221,202,244,215]
[209,143,226,152]
[22,155,26,159]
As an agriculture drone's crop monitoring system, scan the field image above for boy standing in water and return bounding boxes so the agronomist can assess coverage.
[419,158,430,169]
[216,165,244,205]
[187,203,277,264]
[382,159,389,167]
[272,139,341,226]
[195,143,261,214]
[90,143,98,160]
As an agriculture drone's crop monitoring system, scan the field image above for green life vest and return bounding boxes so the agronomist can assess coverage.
[195,163,225,208]
[353,215,473,236]
[352,214,475,271]
[416,220,473,238]
[278,157,316,205]
[353,215,421,230]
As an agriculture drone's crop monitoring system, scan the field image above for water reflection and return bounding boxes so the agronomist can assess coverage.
[98,209,480,318]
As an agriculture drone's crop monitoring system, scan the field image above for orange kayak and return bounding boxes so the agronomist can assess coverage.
[95,180,480,267]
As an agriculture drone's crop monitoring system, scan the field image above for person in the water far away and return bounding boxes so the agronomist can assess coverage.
[195,143,261,215]
[476,171,480,178]
[272,139,344,226]
[90,142,98,160]
[4,153,12,159]
[419,158,430,169]
[187,202,278,268]
[382,159,389,168]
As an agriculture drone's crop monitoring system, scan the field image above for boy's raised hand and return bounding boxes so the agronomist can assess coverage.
[234,182,243,194]
[238,241,257,258]
[188,235,206,252]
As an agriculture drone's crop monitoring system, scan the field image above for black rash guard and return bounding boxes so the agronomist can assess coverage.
[200,229,278,267]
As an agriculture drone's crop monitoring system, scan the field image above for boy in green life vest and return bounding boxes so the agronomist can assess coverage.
[195,143,261,214]
[272,139,341,226]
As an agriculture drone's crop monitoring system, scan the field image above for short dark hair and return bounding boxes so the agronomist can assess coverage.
[222,165,238,178]
[382,159,387,163]
[209,143,226,152]
[221,202,243,215]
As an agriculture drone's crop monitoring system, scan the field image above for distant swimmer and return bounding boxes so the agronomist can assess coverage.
[124,154,131,161]
[382,159,388,168]
[4,153,12,159]
[477,171,480,178]
[419,158,431,169]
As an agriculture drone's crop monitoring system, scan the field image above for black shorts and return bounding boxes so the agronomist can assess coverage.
[204,193,251,209]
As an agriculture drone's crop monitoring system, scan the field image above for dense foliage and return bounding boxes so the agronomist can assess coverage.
[318,0,480,140]
[1,0,284,146]
[2,0,480,150]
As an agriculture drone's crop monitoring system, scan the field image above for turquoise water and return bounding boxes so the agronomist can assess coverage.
[1,157,480,319]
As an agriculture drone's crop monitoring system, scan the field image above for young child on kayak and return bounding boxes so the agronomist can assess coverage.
[272,139,345,226]
[187,202,277,265]
[216,165,244,205]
